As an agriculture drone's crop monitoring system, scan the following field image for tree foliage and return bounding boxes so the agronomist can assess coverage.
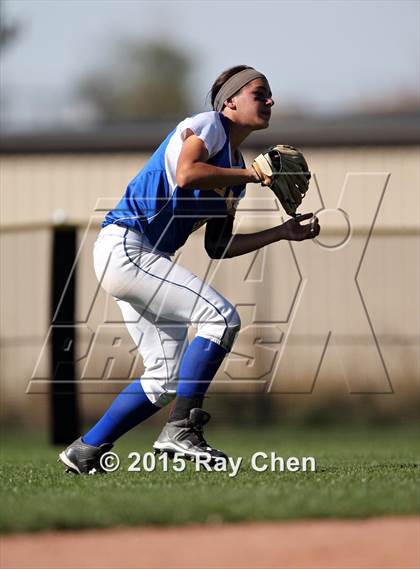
[78,40,193,121]
[0,0,20,52]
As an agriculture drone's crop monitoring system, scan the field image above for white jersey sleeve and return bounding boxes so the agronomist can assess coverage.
[180,111,226,158]
[164,112,227,192]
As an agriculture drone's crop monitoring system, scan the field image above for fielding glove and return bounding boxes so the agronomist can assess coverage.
[252,144,311,216]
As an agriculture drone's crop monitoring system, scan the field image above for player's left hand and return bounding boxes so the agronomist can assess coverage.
[278,212,320,241]
[252,144,311,217]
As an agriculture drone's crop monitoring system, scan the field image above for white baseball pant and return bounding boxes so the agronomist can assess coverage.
[93,224,241,406]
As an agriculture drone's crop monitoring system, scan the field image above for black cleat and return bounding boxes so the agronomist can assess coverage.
[153,408,227,463]
[58,437,113,475]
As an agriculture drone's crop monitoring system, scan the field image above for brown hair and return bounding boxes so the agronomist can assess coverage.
[210,65,253,110]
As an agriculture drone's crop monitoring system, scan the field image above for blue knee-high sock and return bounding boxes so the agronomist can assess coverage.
[82,379,160,446]
[176,336,227,398]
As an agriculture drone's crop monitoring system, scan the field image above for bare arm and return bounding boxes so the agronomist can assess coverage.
[227,226,290,258]
[176,131,258,190]
[205,213,321,259]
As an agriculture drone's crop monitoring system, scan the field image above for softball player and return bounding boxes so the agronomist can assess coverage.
[59,65,319,474]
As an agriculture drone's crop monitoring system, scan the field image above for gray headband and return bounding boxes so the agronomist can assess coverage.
[213,68,267,112]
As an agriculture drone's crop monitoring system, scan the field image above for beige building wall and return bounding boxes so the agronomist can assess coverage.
[1,147,419,426]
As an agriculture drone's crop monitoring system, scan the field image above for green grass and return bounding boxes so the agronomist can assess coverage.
[1,426,419,533]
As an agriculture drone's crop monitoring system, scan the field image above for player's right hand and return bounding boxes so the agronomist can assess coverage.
[277,213,320,241]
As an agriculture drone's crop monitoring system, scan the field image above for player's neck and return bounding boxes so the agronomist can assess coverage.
[225,118,252,152]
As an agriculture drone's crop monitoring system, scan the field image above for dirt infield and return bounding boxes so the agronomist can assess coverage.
[1,516,419,569]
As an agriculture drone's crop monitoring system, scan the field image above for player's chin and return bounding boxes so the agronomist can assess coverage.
[256,113,271,128]
[254,117,270,130]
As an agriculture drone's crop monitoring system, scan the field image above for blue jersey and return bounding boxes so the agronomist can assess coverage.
[103,111,246,254]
